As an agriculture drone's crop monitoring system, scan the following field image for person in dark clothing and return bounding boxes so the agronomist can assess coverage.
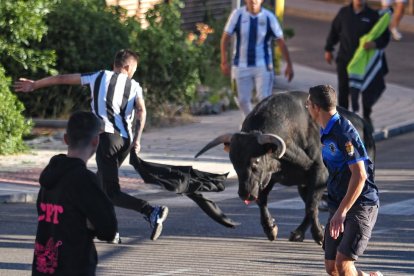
[306,85,381,276]
[324,0,390,128]
[32,111,117,275]
[14,49,169,242]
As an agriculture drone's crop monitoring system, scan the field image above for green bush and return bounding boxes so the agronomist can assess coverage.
[10,0,233,121]
[17,0,133,118]
[0,66,31,154]
[131,0,201,114]
[0,0,57,78]
[196,10,231,99]
[0,0,57,154]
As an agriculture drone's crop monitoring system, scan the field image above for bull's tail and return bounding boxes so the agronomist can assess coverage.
[363,120,376,162]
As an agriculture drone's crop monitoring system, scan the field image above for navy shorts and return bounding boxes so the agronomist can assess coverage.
[323,204,379,260]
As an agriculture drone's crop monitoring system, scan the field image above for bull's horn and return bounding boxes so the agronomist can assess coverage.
[195,133,234,158]
[257,134,286,159]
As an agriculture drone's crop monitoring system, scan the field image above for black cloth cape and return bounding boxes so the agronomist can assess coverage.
[129,151,238,228]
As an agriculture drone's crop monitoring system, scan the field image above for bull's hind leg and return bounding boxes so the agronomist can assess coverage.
[257,182,278,241]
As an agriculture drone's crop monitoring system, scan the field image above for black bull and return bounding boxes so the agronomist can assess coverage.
[195,91,375,244]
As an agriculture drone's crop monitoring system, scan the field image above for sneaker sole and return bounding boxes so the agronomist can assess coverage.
[150,207,169,241]
[107,232,122,244]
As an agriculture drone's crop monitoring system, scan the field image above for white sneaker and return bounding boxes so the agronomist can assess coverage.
[391,28,402,41]
[107,232,121,244]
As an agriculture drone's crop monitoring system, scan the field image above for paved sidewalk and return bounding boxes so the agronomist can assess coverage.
[286,0,414,33]
[1,0,414,203]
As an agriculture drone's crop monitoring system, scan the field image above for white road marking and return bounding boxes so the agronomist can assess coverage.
[249,197,305,210]
[136,187,414,216]
[380,199,414,216]
[146,269,193,276]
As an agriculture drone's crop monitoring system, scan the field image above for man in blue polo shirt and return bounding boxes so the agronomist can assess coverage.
[306,85,382,276]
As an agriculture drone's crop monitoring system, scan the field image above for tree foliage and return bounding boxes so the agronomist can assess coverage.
[0,0,56,154]
[43,0,129,73]
[131,0,202,112]
[0,66,32,155]
[17,0,132,118]
[0,0,57,77]
[5,0,227,122]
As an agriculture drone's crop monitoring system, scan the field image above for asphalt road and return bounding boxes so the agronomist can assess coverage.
[284,15,414,89]
[1,132,414,275]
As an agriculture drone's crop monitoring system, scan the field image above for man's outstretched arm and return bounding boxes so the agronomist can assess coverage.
[14,74,82,93]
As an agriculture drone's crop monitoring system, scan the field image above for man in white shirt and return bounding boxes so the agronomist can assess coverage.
[382,0,406,40]
[221,0,294,116]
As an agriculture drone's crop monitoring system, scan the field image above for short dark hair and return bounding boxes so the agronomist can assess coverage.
[114,49,139,68]
[308,85,337,111]
[66,111,102,149]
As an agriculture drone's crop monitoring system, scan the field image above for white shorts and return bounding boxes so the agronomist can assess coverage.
[232,66,274,115]
[382,0,406,5]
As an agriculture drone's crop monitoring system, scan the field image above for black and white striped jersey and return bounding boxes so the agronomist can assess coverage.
[81,70,143,141]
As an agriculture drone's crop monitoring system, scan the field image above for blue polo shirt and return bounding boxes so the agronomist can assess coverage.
[320,113,379,209]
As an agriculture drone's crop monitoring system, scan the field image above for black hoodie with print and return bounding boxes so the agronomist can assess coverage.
[32,154,117,276]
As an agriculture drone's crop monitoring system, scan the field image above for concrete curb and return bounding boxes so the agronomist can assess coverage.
[373,122,414,141]
[33,119,67,128]
[3,121,414,204]
[0,192,38,204]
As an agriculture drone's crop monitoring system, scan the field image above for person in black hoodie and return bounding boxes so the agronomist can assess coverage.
[32,111,117,276]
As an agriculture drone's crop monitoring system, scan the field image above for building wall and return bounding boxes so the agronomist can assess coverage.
[105,0,231,30]
[181,0,231,30]
[106,0,141,17]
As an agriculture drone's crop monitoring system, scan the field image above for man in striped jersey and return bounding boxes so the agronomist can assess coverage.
[14,49,169,242]
[221,0,294,116]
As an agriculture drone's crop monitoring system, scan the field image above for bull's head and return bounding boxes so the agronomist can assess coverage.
[195,132,286,204]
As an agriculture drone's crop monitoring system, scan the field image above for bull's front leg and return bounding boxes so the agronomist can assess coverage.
[290,165,325,244]
[289,184,309,242]
[257,182,278,241]
[307,165,327,245]
[292,185,324,245]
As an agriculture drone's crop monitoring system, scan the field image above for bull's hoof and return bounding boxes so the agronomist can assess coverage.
[314,237,323,246]
[312,229,324,245]
[289,231,304,242]
[265,225,278,241]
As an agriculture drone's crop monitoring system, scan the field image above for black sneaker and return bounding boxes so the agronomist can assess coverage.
[145,206,169,241]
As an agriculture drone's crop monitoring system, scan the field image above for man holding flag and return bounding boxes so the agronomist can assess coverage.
[324,0,390,129]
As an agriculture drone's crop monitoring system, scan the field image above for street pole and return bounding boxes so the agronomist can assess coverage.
[232,0,241,10]
[274,0,285,75]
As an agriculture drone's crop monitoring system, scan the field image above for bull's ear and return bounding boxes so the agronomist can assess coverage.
[224,143,230,153]
[257,134,286,159]
[266,145,280,156]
